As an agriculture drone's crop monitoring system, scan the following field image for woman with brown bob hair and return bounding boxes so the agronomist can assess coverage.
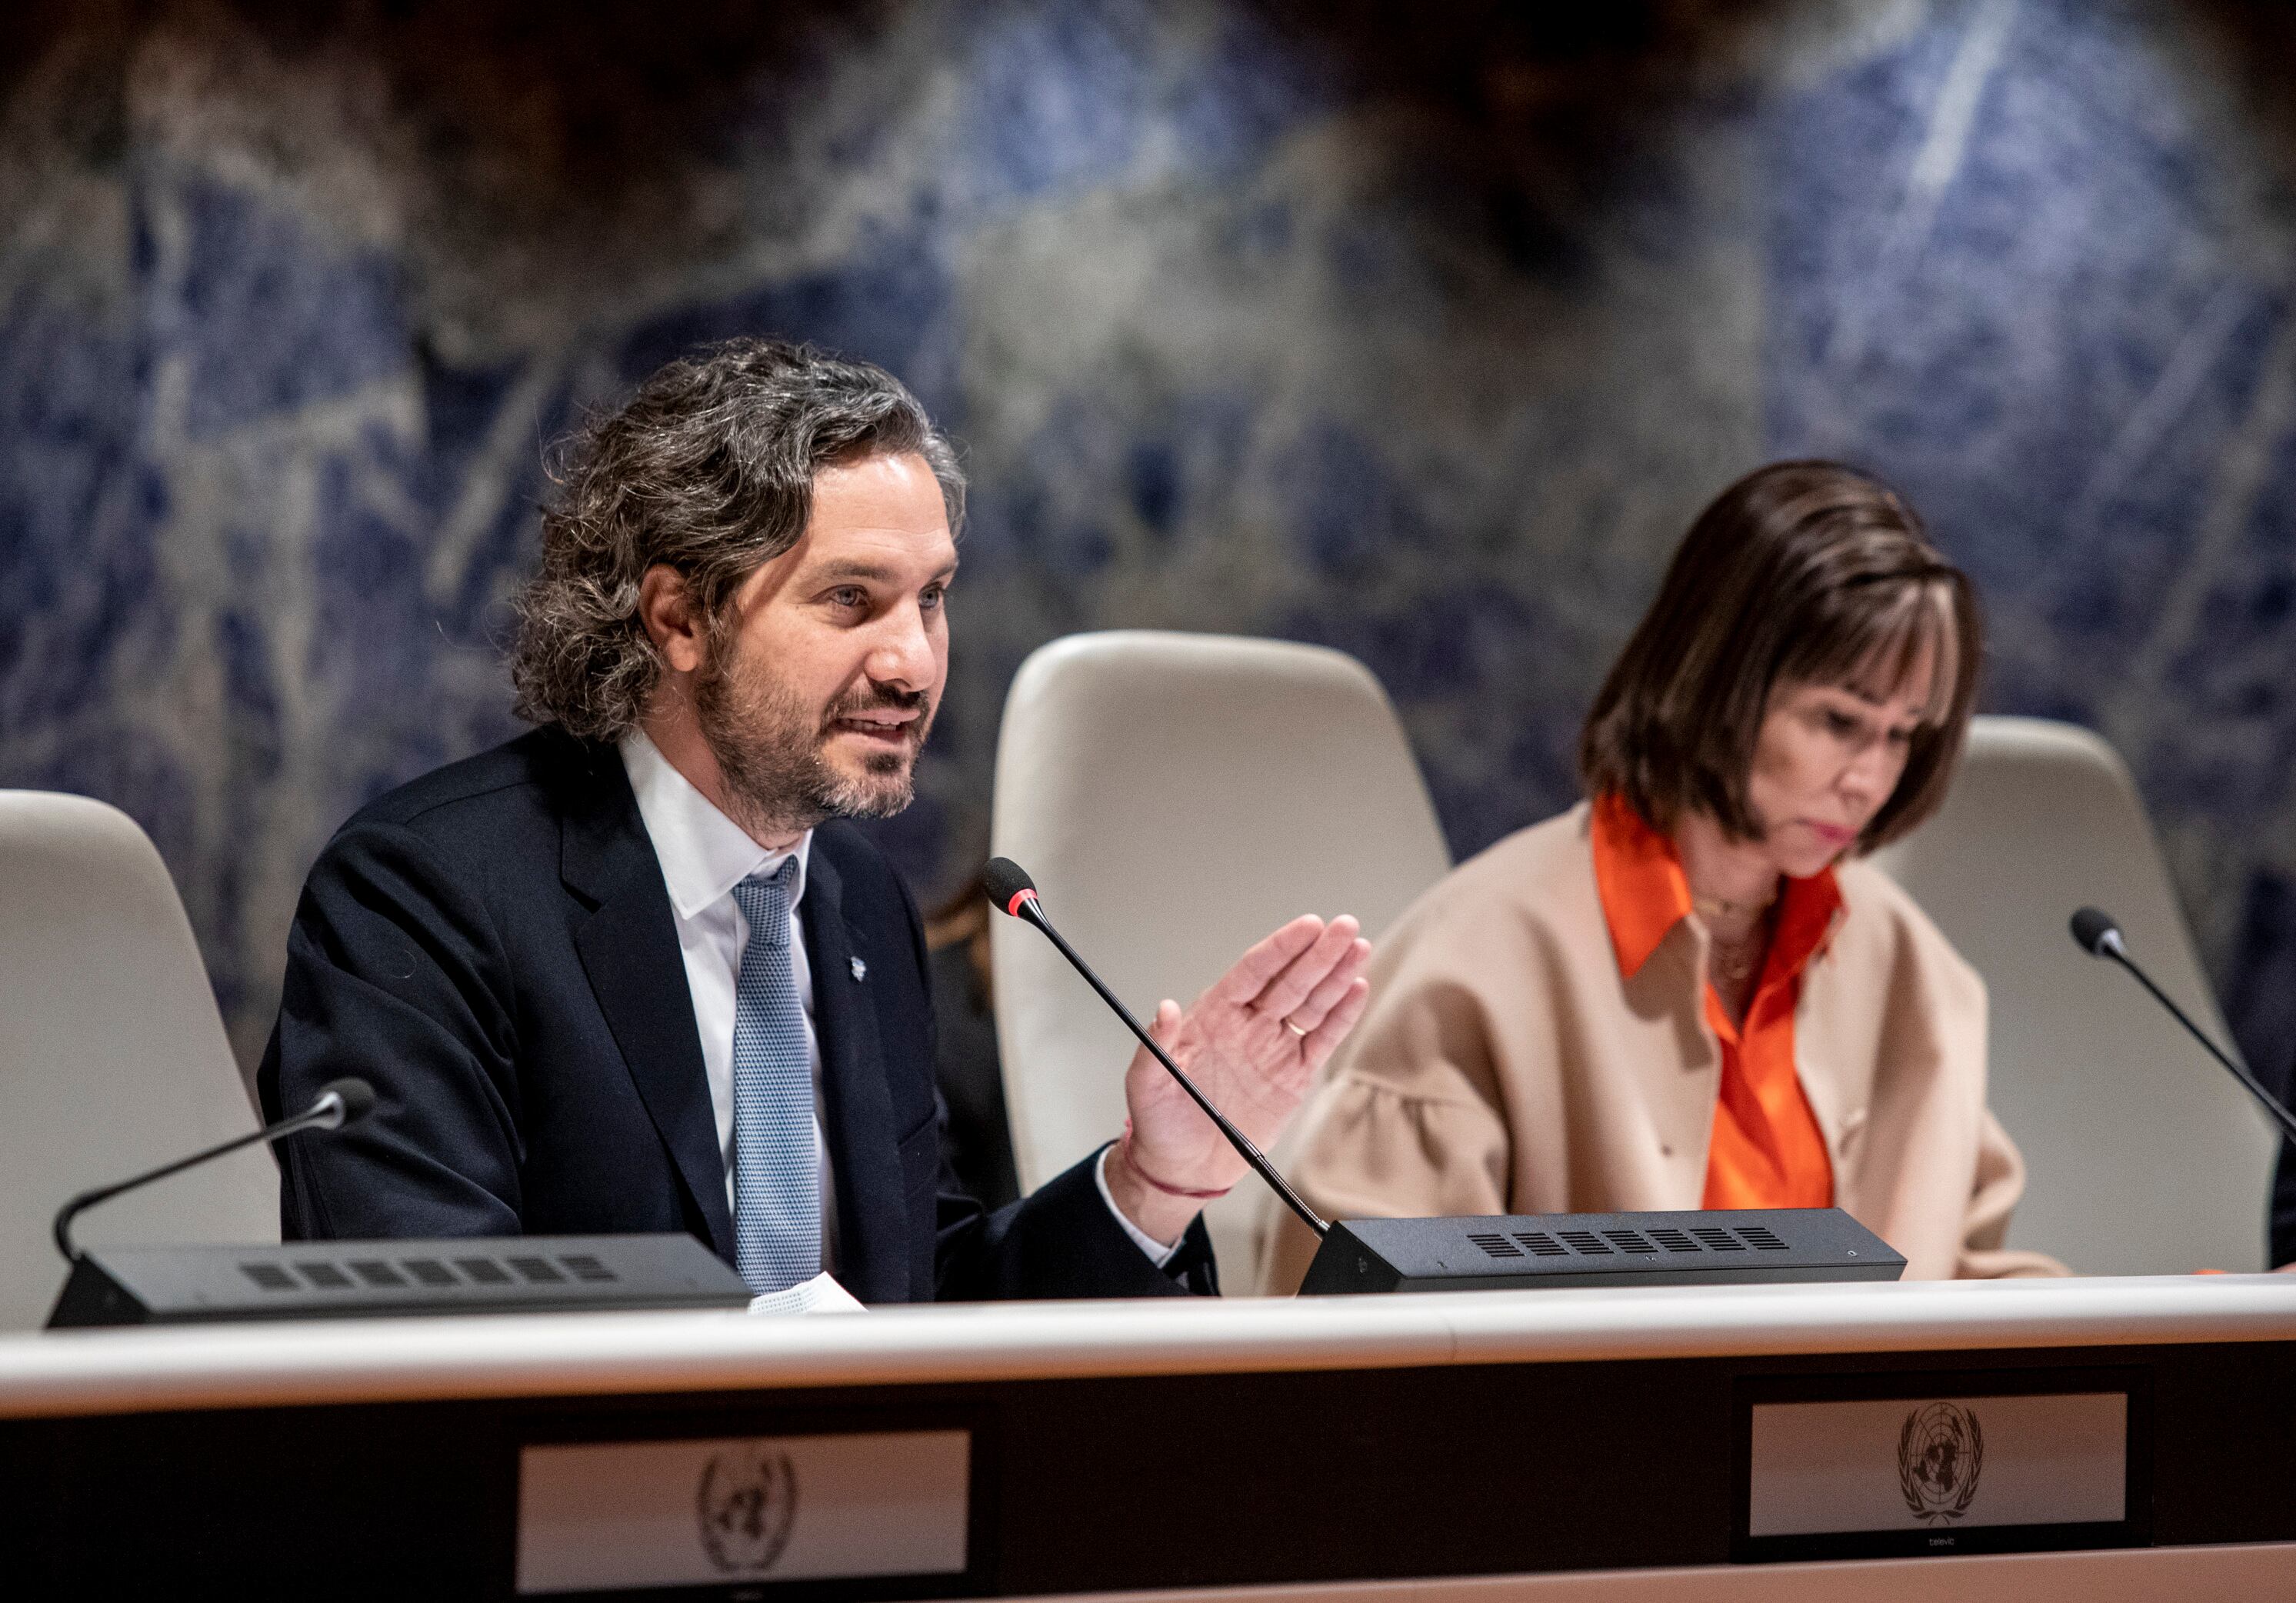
[1261,461,2063,1288]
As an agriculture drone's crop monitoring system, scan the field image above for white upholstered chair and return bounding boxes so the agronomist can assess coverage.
[1871,716,2276,1275]
[0,792,277,1329]
[989,632,1451,1289]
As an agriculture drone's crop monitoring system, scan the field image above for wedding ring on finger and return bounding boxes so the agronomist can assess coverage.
[1282,1015,1310,1038]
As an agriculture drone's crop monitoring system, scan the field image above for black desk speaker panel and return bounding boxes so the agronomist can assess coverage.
[47,1233,753,1328]
[1299,1207,1904,1293]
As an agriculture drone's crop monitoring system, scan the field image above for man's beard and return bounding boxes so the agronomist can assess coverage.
[691,645,934,840]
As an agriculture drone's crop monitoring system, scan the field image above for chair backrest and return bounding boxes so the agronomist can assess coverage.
[1869,717,2276,1274]
[989,632,1451,1287]
[0,792,277,1330]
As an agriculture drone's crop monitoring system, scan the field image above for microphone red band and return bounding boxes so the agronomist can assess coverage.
[1118,1122,1234,1201]
[1005,887,1038,918]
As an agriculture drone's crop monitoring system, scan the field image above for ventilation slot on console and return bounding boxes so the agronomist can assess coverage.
[265,1251,621,1291]
[1511,1232,1569,1257]
[1601,1229,1658,1254]
[1468,1232,1525,1259]
[1738,1225,1791,1251]
[1690,1228,1747,1252]
[1646,1228,1701,1252]
[1555,1231,1611,1255]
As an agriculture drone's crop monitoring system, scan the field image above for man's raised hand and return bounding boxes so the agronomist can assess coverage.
[1104,913,1371,1245]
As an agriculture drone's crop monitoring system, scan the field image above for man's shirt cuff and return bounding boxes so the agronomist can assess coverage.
[1095,1145,1184,1268]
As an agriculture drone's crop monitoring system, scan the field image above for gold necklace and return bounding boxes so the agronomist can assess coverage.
[1693,889,1778,921]
[1699,888,1777,985]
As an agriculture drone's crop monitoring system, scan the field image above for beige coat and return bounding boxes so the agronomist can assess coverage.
[1260,804,2064,1291]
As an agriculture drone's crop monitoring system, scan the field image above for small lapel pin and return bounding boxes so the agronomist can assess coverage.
[849,956,867,981]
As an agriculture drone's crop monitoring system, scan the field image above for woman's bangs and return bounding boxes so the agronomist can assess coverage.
[1794,580,1960,725]
[1856,583,1958,724]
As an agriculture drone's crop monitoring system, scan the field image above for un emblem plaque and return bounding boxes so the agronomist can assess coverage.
[518,1428,970,1591]
[696,1445,800,1575]
[1738,1371,2144,1561]
[1896,1401,1985,1523]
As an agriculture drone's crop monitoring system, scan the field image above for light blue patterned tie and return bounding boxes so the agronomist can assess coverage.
[728,858,819,1294]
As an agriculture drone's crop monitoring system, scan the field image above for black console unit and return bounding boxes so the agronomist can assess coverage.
[1298,1207,1904,1294]
[48,1233,751,1327]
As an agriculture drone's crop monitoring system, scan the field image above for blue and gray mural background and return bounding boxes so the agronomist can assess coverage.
[6,0,2296,1078]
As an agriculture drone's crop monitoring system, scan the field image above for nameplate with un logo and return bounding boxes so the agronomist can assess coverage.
[516,1428,971,1595]
[1733,1369,2150,1562]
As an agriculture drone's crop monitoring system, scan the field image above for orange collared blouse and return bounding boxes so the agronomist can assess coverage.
[1588,793,1840,1210]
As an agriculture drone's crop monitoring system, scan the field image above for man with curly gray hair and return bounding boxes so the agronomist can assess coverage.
[260,338,1371,1304]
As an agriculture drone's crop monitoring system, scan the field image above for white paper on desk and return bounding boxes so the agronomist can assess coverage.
[747,1271,866,1315]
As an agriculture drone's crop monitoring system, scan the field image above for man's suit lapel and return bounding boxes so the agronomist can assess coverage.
[801,845,910,1304]
[559,744,735,1260]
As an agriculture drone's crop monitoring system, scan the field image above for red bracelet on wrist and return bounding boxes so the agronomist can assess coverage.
[1117,1123,1235,1201]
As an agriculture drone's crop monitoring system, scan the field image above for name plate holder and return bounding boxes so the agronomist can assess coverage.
[512,1411,992,1600]
[1731,1367,2154,1563]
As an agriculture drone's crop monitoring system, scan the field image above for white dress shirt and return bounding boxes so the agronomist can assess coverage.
[620,731,837,1265]
[618,731,1176,1274]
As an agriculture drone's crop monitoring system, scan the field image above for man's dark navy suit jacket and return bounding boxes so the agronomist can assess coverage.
[256,728,1212,1302]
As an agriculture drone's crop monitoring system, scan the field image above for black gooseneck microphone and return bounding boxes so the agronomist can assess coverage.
[2069,906,2296,1143]
[52,1077,379,1261]
[984,857,1330,1239]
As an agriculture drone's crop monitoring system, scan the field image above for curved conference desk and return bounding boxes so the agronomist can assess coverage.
[3,1275,2294,1598]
